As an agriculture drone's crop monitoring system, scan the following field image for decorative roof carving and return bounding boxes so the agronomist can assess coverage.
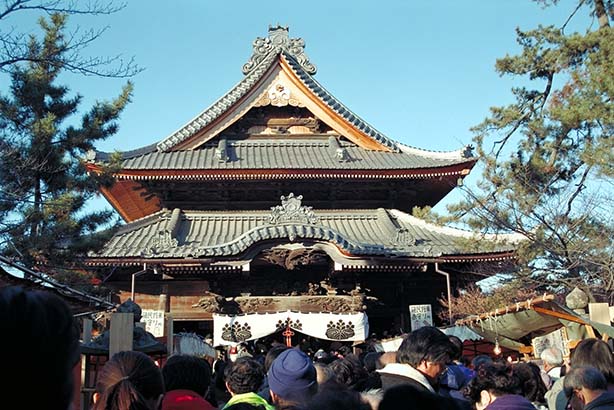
[269,193,319,225]
[215,138,229,162]
[243,25,317,75]
[260,248,328,270]
[328,136,352,162]
[238,297,277,313]
[462,145,475,158]
[394,227,417,246]
[151,230,178,253]
[192,296,223,313]
[255,81,304,108]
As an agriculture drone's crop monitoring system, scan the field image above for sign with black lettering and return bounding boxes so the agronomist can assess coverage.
[409,304,433,331]
[141,309,165,337]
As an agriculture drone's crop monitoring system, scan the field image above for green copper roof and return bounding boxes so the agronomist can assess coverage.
[90,195,519,261]
[102,138,474,172]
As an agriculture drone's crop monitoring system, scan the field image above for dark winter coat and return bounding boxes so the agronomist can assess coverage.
[586,392,614,410]
[486,394,537,410]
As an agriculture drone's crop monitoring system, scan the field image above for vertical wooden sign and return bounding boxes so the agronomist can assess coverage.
[110,312,134,358]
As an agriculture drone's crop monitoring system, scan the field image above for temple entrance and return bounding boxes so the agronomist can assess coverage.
[172,319,214,339]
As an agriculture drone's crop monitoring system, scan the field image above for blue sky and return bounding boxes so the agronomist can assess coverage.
[2,0,590,212]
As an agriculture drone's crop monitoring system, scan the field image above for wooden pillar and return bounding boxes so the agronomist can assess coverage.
[78,318,93,410]
[166,313,174,356]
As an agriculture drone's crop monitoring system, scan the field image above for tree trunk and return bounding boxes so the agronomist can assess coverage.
[593,0,611,28]
[31,177,41,242]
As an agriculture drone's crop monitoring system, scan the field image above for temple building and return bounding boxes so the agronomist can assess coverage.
[85,26,517,346]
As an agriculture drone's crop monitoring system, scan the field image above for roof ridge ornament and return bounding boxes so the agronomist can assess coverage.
[269,193,319,225]
[393,227,417,246]
[242,25,317,76]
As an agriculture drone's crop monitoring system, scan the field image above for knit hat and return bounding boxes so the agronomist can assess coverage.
[267,348,316,399]
[161,389,215,410]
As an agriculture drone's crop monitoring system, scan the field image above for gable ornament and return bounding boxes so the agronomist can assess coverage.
[393,227,416,246]
[243,25,317,75]
[269,193,319,225]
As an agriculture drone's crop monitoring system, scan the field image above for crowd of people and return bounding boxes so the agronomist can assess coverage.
[3,285,614,410]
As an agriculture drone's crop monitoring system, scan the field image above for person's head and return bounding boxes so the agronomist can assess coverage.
[363,351,384,372]
[268,348,318,405]
[463,362,520,410]
[471,354,494,371]
[540,347,564,372]
[0,286,80,410]
[308,388,371,410]
[224,356,265,395]
[512,362,547,403]
[162,390,213,410]
[327,354,368,391]
[162,354,212,396]
[360,389,384,410]
[378,351,397,367]
[564,366,608,409]
[396,326,456,380]
[570,338,614,384]
[93,350,165,410]
[448,335,463,361]
[313,348,330,364]
[264,344,289,372]
[314,362,333,385]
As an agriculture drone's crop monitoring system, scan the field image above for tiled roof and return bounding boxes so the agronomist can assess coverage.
[281,52,398,152]
[90,207,518,261]
[106,139,473,172]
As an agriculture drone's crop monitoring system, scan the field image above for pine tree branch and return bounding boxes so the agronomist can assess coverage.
[561,0,586,33]
[565,165,591,218]
[0,0,125,20]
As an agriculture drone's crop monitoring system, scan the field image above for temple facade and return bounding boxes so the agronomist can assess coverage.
[85,26,517,345]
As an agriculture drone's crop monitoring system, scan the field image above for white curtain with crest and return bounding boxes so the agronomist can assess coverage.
[212,310,368,346]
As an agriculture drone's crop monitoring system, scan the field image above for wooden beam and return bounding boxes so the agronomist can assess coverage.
[456,295,555,325]
[531,306,587,325]
[518,345,533,355]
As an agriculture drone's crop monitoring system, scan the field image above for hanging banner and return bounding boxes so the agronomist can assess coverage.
[213,310,369,346]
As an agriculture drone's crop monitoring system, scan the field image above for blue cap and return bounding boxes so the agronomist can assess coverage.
[267,348,316,399]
